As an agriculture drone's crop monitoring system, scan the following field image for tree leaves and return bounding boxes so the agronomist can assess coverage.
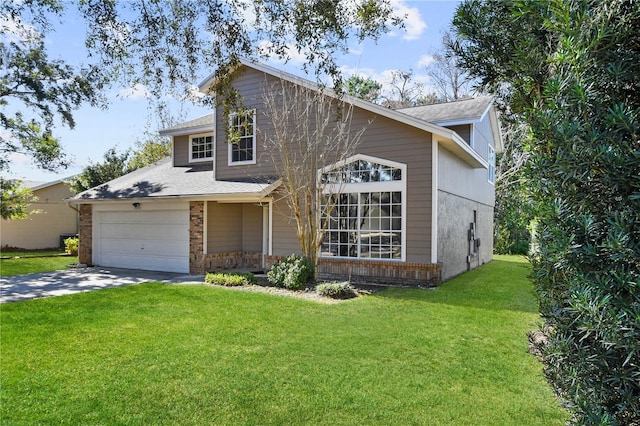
[452,0,640,423]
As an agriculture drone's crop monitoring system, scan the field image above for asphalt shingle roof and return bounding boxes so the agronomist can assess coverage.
[160,114,214,134]
[397,96,493,124]
[70,157,277,201]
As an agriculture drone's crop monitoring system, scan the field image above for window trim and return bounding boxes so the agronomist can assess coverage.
[189,132,214,163]
[319,154,407,262]
[227,109,257,166]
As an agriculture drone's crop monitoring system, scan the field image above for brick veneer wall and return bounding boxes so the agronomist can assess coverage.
[78,204,93,265]
[203,251,262,271]
[189,201,205,274]
[208,251,442,287]
[317,258,442,287]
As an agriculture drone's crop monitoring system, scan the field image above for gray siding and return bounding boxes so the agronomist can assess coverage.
[446,124,471,146]
[215,68,279,181]
[206,202,263,253]
[271,193,302,256]
[438,146,494,206]
[242,204,263,252]
[473,114,494,161]
[207,202,242,252]
[265,114,434,262]
[173,135,189,166]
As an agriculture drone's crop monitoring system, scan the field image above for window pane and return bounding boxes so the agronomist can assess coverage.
[192,135,213,160]
[320,166,404,259]
[230,111,255,163]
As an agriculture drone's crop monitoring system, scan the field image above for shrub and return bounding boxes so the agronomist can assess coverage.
[267,255,313,290]
[315,282,356,299]
[64,237,79,256]
[205,272,256,287]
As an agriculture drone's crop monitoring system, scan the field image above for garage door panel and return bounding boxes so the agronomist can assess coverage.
[95,207,190,273]
[101,238,187,256]
[100,223,187,240]
[100,254,189,273]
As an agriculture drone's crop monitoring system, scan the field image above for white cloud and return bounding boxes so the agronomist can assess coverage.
[118,83,150,100]
[417,55,435,68]
[257,40,308,66]
[0,14,41,45]
[390,0,427,41]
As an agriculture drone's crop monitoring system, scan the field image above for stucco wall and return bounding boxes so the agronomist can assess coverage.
[437,191,493,280]
[1,183,77,250]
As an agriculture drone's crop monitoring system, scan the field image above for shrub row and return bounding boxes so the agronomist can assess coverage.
[205,272,256,287]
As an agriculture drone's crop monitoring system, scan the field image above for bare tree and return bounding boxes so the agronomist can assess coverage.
[380,69,428,108]
[262,81,369,274]
[425,31,476,102]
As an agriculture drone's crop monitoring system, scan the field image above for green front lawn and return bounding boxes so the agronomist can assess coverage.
[0,254,77,276]
[0,255,568,425]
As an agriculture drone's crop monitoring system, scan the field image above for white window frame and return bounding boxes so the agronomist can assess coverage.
[189,133,214,163]
[228,109,257,166]
[488,144,496,184]
[319,154,407,262]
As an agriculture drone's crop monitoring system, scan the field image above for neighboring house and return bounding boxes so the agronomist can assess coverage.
[1,179,78,250]
[69,58,501,284]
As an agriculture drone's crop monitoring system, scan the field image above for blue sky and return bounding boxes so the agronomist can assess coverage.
[7,0,461,183]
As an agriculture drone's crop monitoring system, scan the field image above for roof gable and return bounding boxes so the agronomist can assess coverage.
[196,58,487,169]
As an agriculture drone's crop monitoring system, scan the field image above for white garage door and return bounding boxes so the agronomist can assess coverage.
[94,204,190,273]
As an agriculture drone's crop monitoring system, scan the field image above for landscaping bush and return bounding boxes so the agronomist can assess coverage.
[64,237,79,256]
[267,255,313,290]
[315,282,356,299]
[205,272,256,287]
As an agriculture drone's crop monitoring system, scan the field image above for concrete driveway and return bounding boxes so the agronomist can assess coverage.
[0,267,205,303]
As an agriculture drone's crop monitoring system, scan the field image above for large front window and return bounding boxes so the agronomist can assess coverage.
[228,110,256,165]
[320,155,406,261]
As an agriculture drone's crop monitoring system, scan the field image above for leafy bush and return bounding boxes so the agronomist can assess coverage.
[452,1,640,422]
[205,272,256,287]
[315,282,356,299]
[267,255,313,290]
[64,237,79,256]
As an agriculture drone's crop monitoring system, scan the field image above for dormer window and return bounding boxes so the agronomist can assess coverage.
[228,109,256,165]
[190,133,213,162]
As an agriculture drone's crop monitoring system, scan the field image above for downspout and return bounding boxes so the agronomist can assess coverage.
[431,139,438,264]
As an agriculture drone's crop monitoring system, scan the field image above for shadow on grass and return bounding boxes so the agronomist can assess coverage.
[373,258,539,314]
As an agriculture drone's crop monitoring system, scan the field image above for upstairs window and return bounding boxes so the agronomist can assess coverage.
[190,133,213,162]
[228,109,256,165]
[488,145,496,184]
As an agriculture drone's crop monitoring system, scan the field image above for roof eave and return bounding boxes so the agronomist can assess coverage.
[159,124,214,137]
[67,191,275,205]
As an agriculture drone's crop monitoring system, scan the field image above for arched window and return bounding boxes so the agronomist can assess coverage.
[319,155,406,261]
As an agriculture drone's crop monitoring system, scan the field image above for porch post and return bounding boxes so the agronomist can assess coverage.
[78,204,93,266]
[189,201,205,274]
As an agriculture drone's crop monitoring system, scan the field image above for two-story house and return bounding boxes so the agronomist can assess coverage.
[70,58,501,285]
